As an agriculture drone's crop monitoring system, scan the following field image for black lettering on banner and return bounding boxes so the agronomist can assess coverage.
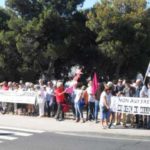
[133,106,138,113]
[140,107,147,114]
[130,98,139,104]
[140,99,150,105]
[140,107,150,114]
[117,105,122,111]
[124,106,132,113]
[118,97,129,103]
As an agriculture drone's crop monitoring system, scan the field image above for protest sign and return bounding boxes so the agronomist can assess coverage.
[111,96,150,115]
[0,90,36,104]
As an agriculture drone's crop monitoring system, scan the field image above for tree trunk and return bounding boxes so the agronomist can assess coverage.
[115,60,123,78]
[47,58,55,80]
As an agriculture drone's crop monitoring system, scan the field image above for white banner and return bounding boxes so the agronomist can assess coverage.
[111,96,150,115]
[0,90,37,104]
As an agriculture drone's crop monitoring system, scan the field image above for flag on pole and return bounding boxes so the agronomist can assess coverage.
[92,72,99,95]
[145,62,150,77]
[143,62,150,84]
[65,86,73,94]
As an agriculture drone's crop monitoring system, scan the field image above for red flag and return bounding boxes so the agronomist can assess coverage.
[92,72,98,95]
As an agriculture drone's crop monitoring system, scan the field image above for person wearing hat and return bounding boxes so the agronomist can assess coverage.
[100,84,112,129]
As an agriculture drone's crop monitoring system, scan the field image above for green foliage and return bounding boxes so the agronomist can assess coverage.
[86,0,150,77]
[0,8,10,31]
[0,0,150,81]
[6,0,42,20]
[0,0,91,80]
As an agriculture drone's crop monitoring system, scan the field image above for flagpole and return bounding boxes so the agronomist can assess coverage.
[143,61,150,84]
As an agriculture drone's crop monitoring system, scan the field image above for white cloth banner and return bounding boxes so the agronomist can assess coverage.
[111,96,150,115]
[0,91,36,104]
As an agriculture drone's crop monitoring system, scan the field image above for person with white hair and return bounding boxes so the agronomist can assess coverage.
[37,85,46,117]
[54,81,66,121]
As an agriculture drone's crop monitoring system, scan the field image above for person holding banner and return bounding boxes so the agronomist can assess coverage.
[0,81,9,114]
[100,84,112,129]
[133,79,143,128]
[45,81,54,117]
[122,80,136,127]
[140,80,149,128]
[37,85,46,117]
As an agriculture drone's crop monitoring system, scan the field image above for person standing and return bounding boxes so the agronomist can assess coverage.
[94,83,101,123]
[100,84,112,129]
[46,81,54,117]
[74,83,85,123]
[140,82,148,128]
[86,81,95,121]
[1,81,9,114]
[133,79,142,128]
[55,81,66,121]
[37,85,46,117]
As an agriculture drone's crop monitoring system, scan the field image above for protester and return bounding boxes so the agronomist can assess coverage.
[114,79,124,94]
[37,85,46,117]
[123,80,135,127]
[45,81,54,117]
[100,84,112,129]
[74,83,85,123]
[86,80,95,121]
[94,83,101,123]
[133,79,143,128]
[54,81,66,121]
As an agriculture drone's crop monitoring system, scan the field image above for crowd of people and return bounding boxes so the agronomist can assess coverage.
[0,73,150,130]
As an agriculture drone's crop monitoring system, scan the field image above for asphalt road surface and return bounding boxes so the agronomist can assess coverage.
[0,127,150,150]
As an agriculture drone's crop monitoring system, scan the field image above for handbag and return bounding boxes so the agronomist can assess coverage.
[102,106,109,113]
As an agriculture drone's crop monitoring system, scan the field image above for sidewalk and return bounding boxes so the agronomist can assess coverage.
[0,114,150,137]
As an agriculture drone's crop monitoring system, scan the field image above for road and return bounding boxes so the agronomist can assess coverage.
[0,114,150,150]
[0,127,150,150]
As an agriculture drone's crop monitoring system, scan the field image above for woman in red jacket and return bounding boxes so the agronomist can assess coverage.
[55,81,66,121]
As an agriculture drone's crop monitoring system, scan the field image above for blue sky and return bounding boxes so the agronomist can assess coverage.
[0,0,98,9]
[83,0,98,9]
[0,0,5,7]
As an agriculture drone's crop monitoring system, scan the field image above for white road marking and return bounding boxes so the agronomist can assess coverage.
[0,126,44,133]
[55,132,150,142]
[0,126,44,144]
[0,135,17,140]
[0,130,33,137]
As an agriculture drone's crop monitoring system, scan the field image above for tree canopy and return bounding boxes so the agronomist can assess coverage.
[86,0,150,77]
[0,0,150,81]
